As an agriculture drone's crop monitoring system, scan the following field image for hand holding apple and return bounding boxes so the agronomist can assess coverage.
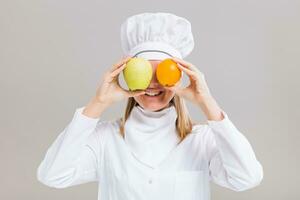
[94,56,146,107]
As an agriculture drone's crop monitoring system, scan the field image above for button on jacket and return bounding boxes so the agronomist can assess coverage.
[37,105,263,200]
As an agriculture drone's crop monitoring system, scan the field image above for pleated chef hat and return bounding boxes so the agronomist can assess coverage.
[120,12,194,60]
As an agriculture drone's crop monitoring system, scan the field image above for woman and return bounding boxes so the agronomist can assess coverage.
[37,12,263,200]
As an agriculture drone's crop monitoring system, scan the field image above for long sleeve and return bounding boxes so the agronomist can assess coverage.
[205,110,263,192]
[36,106,108,188]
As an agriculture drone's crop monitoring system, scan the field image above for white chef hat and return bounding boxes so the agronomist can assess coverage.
[120,12,194,60]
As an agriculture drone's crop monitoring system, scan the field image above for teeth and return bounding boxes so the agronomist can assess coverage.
[145,91,161,96]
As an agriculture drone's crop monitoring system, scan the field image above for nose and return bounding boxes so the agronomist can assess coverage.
[147,61,164,89]
[148,70,162,88]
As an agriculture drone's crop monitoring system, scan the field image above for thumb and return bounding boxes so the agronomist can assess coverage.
[165,85,184,96]
[165,85,175,91]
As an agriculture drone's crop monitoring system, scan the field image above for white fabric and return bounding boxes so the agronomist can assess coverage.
[37,106,263,200]
[124,105,180,169]
[120,12,194,59]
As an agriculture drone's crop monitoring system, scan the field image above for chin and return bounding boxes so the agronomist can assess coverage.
[137,101,172,112]
[144,105,167,112]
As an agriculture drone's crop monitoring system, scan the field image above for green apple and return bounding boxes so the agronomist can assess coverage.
[123,57,153,90]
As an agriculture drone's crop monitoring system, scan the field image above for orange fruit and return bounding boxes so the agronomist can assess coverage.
[156,58,182,86]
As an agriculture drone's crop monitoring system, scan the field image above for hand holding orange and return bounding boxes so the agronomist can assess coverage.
[156,58,182,86]
[165,57,213,105]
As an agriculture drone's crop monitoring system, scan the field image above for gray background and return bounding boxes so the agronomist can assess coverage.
[1,0,299,199]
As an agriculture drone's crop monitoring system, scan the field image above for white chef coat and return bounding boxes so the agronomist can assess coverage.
[123,104,180,169]
[37,105,263,200]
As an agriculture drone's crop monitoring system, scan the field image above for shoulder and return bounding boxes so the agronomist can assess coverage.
[93,117,122,138]
[188,122,215,144]
[95,118,121,132]
[190,122,209,134]
[190,123,210,137]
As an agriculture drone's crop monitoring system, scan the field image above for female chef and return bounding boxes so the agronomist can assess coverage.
[37,12,263,200]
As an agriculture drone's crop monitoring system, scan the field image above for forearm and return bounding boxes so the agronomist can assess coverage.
[83,96,109,119]
[37,106,101,188]
[207,116,264,191]
[201,96,263,191]
[196,95,224,121]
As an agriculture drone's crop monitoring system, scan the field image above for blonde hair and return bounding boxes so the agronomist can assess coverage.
[119,95,197,143]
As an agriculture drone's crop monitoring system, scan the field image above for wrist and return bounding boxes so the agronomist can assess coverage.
[82,96,110,118]
[91,95,109,106]
[195,93,213,105]
[197,95,224,121]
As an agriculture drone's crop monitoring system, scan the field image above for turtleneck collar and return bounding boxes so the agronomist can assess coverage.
[129,104,177,133]
[136,104,175,117]
[124,104,180,168]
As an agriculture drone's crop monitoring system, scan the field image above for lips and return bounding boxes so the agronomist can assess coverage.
[145,91,163,97]
[144,88,165,96]
[145,88,164,93]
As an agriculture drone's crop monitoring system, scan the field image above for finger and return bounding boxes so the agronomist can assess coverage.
[110,62,128,78]
[110,56,132,72]
[171,57,200,73]
[176,63,198,80]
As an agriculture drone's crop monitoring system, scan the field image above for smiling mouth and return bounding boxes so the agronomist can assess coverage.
[145,91,164,97]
